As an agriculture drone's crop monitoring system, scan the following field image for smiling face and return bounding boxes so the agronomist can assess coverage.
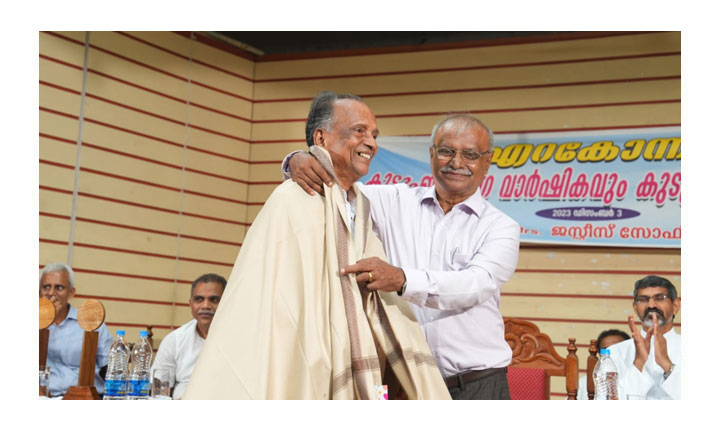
[430,123,492,205]
[314,99,379,190]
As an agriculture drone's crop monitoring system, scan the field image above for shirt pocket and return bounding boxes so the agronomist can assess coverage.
[450,252,473,270]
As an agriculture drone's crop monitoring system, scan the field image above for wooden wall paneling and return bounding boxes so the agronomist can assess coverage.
[253,56,680,102]
[39,32,87,65]
[70,245,180,280]
[39,58,85,92]
[182,169,249,203]
[176,214,247,246]
[248,162,285,182]
[72,220,182,261]
[39,111,80,141]
[77,171,182,211]
[86,48,190,101]
[39,241,71,265]
[185,127,250,161]
[248,142,306,163]
[185,103,252,141]
[39,84,83,117]
[39,189,74,216]
[74,195,182,236]
[73,272,178,304]
[80,146,184,190]
[83,98,188,146]
[183,147,251,182]
[516,248,681,272]
[90,32,192,81]
[39,214,71,243]
[175,236,240,268]
[80,122,186,167]
[505,272,681,296]
[40,135,78,166]
[85,73,188,123]
[39,163,76,192]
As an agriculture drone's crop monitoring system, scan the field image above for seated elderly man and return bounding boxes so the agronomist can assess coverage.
[150,273,226,399]
[39,262,113,397]
[184,91,449,400]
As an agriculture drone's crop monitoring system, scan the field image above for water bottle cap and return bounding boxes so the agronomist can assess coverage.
[599,348,610,355]
[140,330,148,338]
[116,330,125,336]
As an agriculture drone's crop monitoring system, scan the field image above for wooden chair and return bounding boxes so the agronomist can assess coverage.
[586,338,599,400]
[504,317,579,400]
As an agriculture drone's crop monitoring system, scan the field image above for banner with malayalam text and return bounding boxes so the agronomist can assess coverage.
[360,127,680,248]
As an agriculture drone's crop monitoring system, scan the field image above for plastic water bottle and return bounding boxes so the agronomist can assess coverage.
[593,348,619,400]
[127,330,153,400]
[103,330,130,400]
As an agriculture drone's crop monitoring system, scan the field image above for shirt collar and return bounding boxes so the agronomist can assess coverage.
[421,187,487,216]
[53,304,77,327]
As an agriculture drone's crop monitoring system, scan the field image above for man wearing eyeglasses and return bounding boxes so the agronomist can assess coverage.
[283,113,520,399]
[609,275,681,399]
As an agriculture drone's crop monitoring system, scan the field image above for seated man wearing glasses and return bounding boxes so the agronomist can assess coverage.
[610,275,681,399]
[284,113,520,399]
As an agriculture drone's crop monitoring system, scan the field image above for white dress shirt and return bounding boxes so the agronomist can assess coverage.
[150,319,205,399]
[609,328,681,400]
[359,183,520,377]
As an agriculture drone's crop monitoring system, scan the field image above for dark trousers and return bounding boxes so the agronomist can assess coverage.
[447,368,511,400]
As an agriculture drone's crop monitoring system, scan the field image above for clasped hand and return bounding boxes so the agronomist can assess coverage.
[628,314,672,373]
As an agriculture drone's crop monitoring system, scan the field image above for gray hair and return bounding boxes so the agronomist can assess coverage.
[633,275,678,301]
[430,113,494,151]
[39,262,75,289]
[191,273,227,296]
[305,91,364,147]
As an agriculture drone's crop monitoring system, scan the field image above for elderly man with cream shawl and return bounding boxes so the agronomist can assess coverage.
[184,92,449,400]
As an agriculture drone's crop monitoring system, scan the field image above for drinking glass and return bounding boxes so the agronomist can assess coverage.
[150,368,173,400]
[39,365,51,398]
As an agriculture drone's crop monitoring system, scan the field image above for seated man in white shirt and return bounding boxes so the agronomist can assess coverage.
[609,275,681,400]
[150,273,226,399]
[576,328,630,399]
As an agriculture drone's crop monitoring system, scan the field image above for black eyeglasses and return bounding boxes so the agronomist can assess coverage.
[433,146,492,164]
[635,294,671,304]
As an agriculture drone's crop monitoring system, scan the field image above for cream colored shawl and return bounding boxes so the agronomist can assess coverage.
[183,147,449,400]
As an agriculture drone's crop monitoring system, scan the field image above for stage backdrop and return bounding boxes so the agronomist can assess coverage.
[360,126,680,248]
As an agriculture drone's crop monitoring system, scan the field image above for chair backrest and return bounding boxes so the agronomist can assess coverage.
[504,317,578,399]
[586,338,599,400]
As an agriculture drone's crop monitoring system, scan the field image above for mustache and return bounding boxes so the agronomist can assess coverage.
[641,308,667,327]
[197,309,215,316]
[440,166,472,176]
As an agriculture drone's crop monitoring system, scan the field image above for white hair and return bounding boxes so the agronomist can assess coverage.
[430,113,494,150]
[39,262,75,289]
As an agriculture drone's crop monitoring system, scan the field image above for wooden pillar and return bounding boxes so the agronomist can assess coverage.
[587,339,598,400]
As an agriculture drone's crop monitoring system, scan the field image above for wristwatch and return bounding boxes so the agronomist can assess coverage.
[663,363,675,380]
[398,280,407,296]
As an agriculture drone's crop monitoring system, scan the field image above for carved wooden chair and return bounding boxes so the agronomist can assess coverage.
[504,317,579,399]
